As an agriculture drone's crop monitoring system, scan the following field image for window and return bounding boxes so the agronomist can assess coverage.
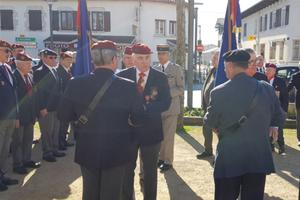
[269,42,276,60]
[279,41,284,60]
[269,12,273,29]
[169,21,176,36]
[293,40,300,60]
[29,10,42,31]
[92,12,104,31]
[275,8,282,27]
[264,14,268,31]
[0,10,13,30]
[243,23,247,37]
[155,19,166,35]
[61,11,75,30]
[259,16,263,32]
[91,11,110,32]
[285,5,290,25]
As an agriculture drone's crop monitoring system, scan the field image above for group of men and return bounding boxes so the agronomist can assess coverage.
[199,48,291,160]
[0,39,184,200]
[0,40,75,191]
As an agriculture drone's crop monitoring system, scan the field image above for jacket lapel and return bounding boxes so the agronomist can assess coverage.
[144,67,154,95]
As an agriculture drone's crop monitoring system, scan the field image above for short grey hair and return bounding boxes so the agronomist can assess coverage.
[91,48,117,66]
[244,48,255,55]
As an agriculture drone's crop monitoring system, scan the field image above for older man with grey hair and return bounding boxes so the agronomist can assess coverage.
[58,40,145,200]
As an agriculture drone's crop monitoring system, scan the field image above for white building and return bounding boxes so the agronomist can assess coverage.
[241,0,300,65]
[0,0,188,63]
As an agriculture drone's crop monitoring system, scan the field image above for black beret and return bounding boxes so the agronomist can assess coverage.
[223,49,250,63]
[42,49,57,56]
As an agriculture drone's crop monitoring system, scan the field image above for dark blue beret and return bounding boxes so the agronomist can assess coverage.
[223,49,250,63]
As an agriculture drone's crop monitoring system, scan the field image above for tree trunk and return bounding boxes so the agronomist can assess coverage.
[175,0,186,130]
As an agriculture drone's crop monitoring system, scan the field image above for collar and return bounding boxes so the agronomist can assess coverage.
[60,64,69,73]
[136,67,150,77]
[44,63,55,71]
[161,61,170,69]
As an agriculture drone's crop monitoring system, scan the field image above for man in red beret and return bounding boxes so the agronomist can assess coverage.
[0,40,19,191]
[118,43,171,200]
[58,40,145,200]
[265,63,289,155]
[11,53,41,175]
[121,46,134,69]
[8,44,25,71]
[57,51,74,151]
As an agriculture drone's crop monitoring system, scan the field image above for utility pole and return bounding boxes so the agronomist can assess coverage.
[176,0,186,130]
[187,0,194,109]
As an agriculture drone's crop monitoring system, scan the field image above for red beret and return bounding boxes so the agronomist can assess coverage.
[132,43,152,54]
[0,40,12,49]
[12,44,25,50]
[124,46,133,55]
[16,52,32,61]
[91,40,117,50]
[265,63,277,69]
[60,51,73,59]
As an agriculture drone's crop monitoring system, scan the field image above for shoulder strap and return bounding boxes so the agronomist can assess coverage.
[76,75,116,126]
[225,81,261,132]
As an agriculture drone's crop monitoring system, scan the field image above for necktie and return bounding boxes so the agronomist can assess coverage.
[52,68,58,80]
[162,64,165,72]
[24,75,33,96]
[67,70,72,80]
[137,72,145,95]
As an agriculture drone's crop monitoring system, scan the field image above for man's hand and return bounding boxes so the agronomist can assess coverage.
[15,119,20,129]
[40,109,48,117]
[269,127,279,143]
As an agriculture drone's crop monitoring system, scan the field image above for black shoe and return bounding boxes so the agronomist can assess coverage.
[157,160,164,168]
[59,146,67,151]
[279,147,286,156]
[196,151,213,159]
[298,141,300,147]
[13,166,28,175]
[24,161,41,169]
[43,155,57,162]
[160,163,172,172]
[32,139,40,144]
[2,177,18,185]
[53,151,66,157]
[0,181,8,191]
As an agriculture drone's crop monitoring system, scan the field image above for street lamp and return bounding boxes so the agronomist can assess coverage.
[45,0,57,49]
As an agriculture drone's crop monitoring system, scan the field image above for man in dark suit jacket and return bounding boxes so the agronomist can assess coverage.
[204,50,284,200]
[58,40,145,200]
[118,43,171,200]
[11,53,41,175]
[288,67,300,146]
[197,50,219,159]
[57,51,74,150]
[0,40,19,191]
[266,63,289,155]
[245,48,268,82]
[33,49,65,162]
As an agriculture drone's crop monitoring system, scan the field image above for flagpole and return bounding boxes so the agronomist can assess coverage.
[227,0,232,51]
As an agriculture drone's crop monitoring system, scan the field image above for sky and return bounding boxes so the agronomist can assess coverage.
[197,0,261,45]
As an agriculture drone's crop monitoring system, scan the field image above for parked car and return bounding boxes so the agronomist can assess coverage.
[32,58,40,67]
[276,65,299,119]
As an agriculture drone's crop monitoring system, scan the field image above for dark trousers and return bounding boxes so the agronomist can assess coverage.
[81,164,125,200]
[297,109,300,141]
[123,143,161,200]
[214,173,266,200]
[12,124,34,167]
[202,122,213,154]
[59,121,69,147]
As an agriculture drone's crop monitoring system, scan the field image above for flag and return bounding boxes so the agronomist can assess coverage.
[73,0,93,77]
[215,0,242,86]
